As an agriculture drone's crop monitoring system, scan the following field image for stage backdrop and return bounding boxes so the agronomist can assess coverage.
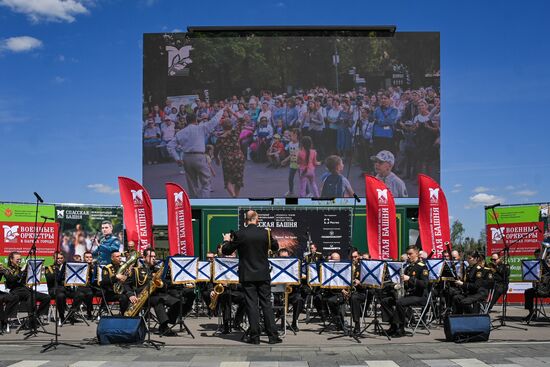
[55,205,124,261]
[237,207,352,258]
[485,203,549,303]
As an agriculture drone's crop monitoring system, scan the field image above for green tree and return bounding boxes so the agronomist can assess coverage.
[451,219,465,247]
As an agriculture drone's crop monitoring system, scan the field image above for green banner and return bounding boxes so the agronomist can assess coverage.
[0,203,55,222]
[486,205,540,225]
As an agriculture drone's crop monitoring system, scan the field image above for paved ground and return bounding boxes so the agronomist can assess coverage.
[0,305,548,366]
[142,159,419,199]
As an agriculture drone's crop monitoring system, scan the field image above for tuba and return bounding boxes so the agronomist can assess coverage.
[209,283,225,311]
[124,262,165,317]
[114,251,139,294]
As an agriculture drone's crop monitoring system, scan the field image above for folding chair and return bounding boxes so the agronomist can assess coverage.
[407,290,433,336]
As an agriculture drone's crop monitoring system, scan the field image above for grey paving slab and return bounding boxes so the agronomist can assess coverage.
[422,360,458,367]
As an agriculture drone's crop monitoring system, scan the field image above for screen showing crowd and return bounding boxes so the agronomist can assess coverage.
[142,31,440,199]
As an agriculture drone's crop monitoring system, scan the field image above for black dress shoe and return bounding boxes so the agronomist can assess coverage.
[246,337,260,345]
[385,325,397,335]
[353,324,361,334]
[393,328,406,338]
[268,336,283,344]
[291,323,299,332]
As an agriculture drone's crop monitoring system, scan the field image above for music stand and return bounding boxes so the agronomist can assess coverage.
[60,262,90,326]
[356,260,391,340]
[521,259,549,324]
[165,256,196,337]
[269,258,300,335]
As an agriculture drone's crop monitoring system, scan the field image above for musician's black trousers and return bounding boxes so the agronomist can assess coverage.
[452,292,485,314]
[168,288,195,317]
[524,287,550,312]
[10,287,49,316]
[488,283,507,310]
[49,287,85,319]
[242,280,277,340]
[219,290,245,325]
[149,294,180,325]
[289,292,304,325]
[0,292,18,322]
[350,291,373,324]
[102,290,129,315]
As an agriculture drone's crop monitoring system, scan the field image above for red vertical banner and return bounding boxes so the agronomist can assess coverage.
[165,183,194,256]
[418,174,450,258]
[365,175,398,260]
[118,177,154,252]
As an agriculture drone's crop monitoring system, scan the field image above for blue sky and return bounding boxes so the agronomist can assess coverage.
[1,0,549,239]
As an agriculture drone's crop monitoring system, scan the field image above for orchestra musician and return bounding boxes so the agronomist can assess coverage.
[319,252,347,330]
[216,249,246,334]
[348,249,372,334]
[0,263,18,332]
[164,253,195,322]
[79,251,95,319]
[304,243,323,264]
[452,251,492,314]
[4,252,50,321]
[221,210,281,345]
[45,252,84,323]
[278,248,304,331]
[198,251,215,315]
[93,221,122,265]
[487,252,510,312]
[100,251,130,315]
[381,245,429,337]
[523,248,550,321]
[126,248,180,336]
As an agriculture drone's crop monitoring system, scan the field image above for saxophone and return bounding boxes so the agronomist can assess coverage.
[124,262,165,317]
[114,251,139,294]
[394,263,406,299]
[209,283,225,311]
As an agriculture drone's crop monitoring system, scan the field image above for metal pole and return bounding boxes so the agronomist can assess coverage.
[334,42,339,94]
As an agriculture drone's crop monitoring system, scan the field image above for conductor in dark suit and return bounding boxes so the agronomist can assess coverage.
[222,210,282,344]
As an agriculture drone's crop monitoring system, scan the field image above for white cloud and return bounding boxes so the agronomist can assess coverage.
[53,76,66,84]
[275,1,286,7]
[473,186,490,193]
[515,189,537,197]
[0,36,42,53]
[504,185,515,190]
[468,193,505,207]
[0,99,29,124]
[57,54,65,62]
[453,184,462,188]
[171,28,182,33]
[0,0,91,23]
[87,183,119,195]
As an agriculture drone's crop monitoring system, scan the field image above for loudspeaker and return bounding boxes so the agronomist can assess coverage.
[444,314,491,343]
[97,316,146,345]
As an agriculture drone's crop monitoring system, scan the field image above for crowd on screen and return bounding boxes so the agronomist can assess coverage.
[142,84,440,199]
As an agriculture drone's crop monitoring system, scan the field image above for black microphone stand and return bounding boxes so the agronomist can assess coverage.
[41,215,84,352]
[141,263,164,350]
[20,209,56,339]
[488,206,527,331]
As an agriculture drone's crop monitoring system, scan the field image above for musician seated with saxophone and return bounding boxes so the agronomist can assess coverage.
[45,252,84,324]
[451,251,492,314]
[381,245,429,337]
[524,247,550,321]
[348,249,372,335]
[198,251,216,315]
[215,249,246,334]
[5,251,51,321]
[278,248,304,332]
[0,262,18,332]
[100,251,130,315]
[164,253,195,321]
[125,248,180,336]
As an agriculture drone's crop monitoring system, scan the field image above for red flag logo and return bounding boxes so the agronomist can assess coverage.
[166,183,194,256]
[365,175,398,260]
[418,174,450,258]
[118,177,154,252]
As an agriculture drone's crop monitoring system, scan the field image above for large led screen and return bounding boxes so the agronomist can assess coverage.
[143,31,440,199]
